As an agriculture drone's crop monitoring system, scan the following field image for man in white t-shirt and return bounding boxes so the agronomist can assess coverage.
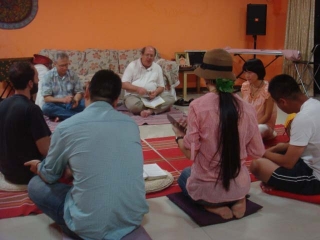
[122,46,175,117]
[250,74,320,195]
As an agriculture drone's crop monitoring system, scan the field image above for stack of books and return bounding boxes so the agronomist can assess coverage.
[143,163,168,180]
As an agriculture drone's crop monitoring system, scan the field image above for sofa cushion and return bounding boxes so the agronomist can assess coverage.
[118,49,142,74]
[39,49,85,76]
[156,59,180,88]
[78,73,95,86]
[83,49,119,75]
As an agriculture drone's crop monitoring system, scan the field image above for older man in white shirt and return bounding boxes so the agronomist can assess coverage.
[122,46,175,118]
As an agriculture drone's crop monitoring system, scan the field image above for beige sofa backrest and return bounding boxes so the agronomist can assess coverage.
[83,49,119,75]
[39,49,85,76]
[118,49,141,74]
[38,48,179,89]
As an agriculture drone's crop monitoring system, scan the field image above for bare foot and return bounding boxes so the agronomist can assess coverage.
[204,206,233,219]
[140,109,153,118]
[231,198,246,219]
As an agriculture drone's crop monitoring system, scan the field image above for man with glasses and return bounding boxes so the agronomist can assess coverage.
[41,51,84,121]
[122,46,175,117]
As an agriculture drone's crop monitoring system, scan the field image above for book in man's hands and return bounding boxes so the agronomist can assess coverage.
[167,114,187,133]
[143,163,168,180]
[141,96,165,109]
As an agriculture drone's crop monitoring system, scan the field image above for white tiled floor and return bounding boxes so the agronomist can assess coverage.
[1,91,320,240]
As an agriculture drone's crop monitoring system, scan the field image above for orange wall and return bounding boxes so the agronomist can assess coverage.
[0,0,288,87]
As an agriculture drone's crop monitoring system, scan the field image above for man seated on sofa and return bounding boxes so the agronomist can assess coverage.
[0,62,51,185]
[122,46,175,117]
[42,51,85,121]
[250,74,320,195]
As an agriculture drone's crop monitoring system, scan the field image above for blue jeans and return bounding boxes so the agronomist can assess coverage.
[42,99,85,120]
[28,176,82,240]
[178,167,237,207]
[177,167,192,198]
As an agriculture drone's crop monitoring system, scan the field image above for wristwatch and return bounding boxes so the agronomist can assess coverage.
[175,136,184,144]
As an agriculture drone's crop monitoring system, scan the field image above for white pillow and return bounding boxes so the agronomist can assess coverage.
[34,64,49,109]
[0,172,27,191]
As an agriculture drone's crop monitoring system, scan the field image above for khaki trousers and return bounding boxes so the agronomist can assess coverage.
[124,92,175,115]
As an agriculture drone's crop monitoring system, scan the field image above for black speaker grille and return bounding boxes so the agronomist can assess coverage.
[246,4,267,35]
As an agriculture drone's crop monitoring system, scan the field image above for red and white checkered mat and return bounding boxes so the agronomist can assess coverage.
[0,125,288,219]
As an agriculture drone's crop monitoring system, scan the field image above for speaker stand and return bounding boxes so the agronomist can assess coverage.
[253,35,257,59]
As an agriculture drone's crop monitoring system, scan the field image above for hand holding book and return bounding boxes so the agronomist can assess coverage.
[167,114,187,134]
[141,96,165,109]
[136,86,148,96]
[148,90,157,99]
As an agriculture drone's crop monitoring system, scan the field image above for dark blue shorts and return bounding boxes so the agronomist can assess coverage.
[267,159,320,195]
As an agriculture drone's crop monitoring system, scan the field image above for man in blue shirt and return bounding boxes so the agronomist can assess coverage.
[25,70,149,239]
[41,51,85,121]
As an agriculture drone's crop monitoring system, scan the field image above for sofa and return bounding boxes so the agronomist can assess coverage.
[36,48,180,107]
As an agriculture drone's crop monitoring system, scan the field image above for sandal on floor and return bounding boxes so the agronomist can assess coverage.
[188,98,194,104]
[180,98,194,106]
[174,98,185,106]
[174,98,194,106]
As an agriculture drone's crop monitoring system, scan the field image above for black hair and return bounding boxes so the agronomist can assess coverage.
[213,87,241,191]
[9,61,35,90]
[89,70,122,104]
[242,58,266,80]
[268,74,302,101]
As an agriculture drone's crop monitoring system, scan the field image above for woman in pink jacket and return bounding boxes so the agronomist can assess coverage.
[172,49,265,220]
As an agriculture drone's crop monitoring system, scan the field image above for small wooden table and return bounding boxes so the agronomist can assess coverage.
[179,69,201,100]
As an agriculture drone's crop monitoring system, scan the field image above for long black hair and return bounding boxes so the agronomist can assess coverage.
[213,87,241,191]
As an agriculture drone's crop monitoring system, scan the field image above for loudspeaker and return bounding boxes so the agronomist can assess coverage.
[246,4,267,36]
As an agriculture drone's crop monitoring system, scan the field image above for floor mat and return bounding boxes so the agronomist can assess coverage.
[0,191,42,219]
[118,106,185,126]
[167,192,263,226]
[0,125,288,219]
[45,106,186,132]
[143,125,289,197]
[260,182,320,204]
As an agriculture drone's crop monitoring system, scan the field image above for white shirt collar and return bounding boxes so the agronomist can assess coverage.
[139,58,153,71]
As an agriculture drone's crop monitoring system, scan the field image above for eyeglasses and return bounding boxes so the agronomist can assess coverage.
[143,54,155,58]
[57,63,69,68]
